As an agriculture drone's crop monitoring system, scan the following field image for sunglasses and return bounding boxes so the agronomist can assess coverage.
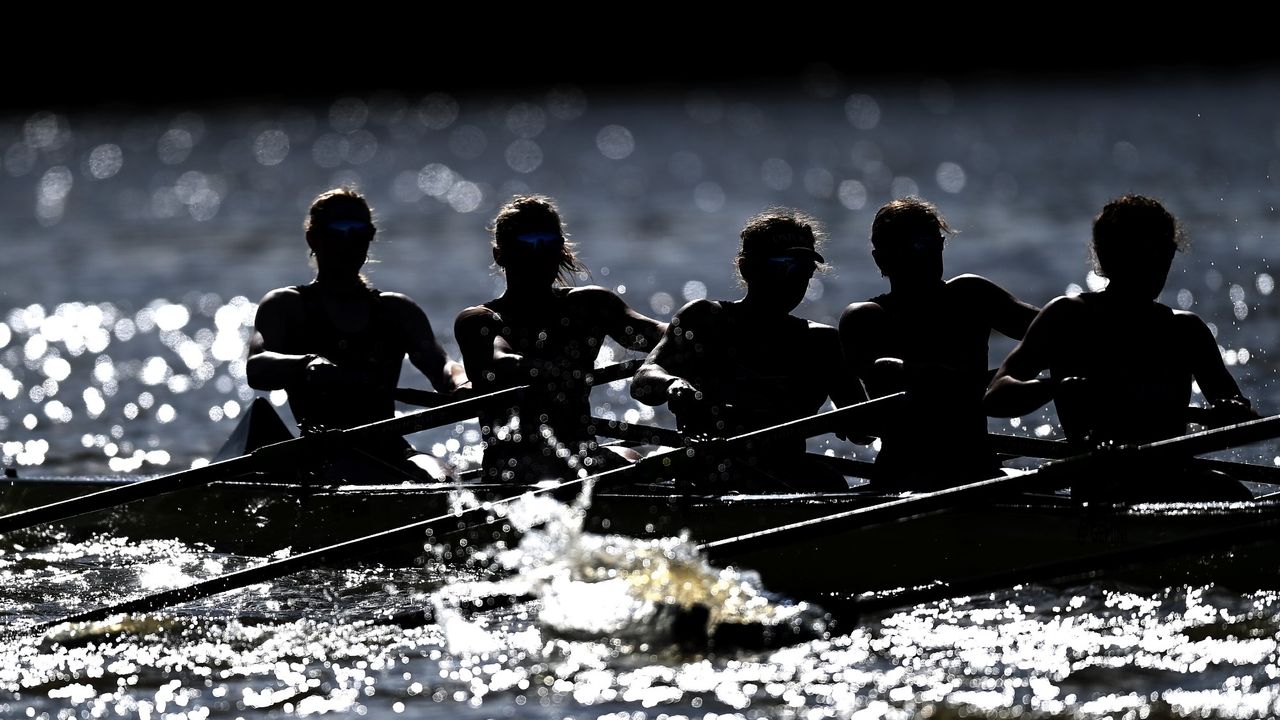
[508,231,565,253]
[318,219,375,240]
[759,255,818,278]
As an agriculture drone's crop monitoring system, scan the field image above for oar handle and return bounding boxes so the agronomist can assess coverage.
[394,359,643,408]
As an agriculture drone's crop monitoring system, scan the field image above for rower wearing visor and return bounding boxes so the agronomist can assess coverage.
[454,194,666,483]
[632,207,867,492]
[246,187,467,482]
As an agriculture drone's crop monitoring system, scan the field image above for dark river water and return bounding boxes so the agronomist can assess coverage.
[2,64,1280,718]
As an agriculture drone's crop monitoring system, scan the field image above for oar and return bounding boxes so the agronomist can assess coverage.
[31,392,907,633]
[405,387,879,480]
[394,359,642,408]
[701,413,1280,560]
[587,418,881,481]
[0,360,643,536]
[844,503,1280,620]
[989,433,1280,485]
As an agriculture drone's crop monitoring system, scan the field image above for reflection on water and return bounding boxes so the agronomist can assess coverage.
[3,68,1280,718]
[5,566,1280,719]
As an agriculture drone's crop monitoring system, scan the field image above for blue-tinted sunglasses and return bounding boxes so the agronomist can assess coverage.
[319,219,375,240]
[760,255,818,277]
[509,231,564,253]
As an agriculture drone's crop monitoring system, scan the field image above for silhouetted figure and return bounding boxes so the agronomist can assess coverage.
[840,197,1038,489]
[631,208,866,492]
[247,187,467,481]
[454,194,665,483]
[985,194,1257,501]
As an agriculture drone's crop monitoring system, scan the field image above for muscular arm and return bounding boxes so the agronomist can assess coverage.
[246,288,312,391]
[1178,311,1256,416]
[454,305,522,391]
[838,301,896,398]
[815,323,868,409]
[582,286,667,352]
[984,297,1073,417]
[631,299,713,405]
[953,274,1039,340]
[386,293,467,392]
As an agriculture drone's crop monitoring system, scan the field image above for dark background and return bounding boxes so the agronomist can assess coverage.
[8,18,1280,113]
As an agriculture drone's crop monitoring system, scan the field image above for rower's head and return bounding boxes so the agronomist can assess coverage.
[870,196,951,288]
[490,194,587,288]
[1091,194,1186,299]
[737,208,827,313]
[305,187,376,282]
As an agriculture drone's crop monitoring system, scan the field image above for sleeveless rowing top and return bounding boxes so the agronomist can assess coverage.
[676,301,828,454]
[476,288,612,481]
[867,289,999,487]
[285,283,408,434]
[1052,293,1189,446]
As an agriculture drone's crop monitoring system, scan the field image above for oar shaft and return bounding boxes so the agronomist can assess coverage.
[704,411,1280,559]
[0,456,257,534]
[34,392,905,632]
[37,460,652,631]
[1,362,644,537]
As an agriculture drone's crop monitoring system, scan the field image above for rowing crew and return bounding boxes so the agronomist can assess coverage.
[245,188,1258,501]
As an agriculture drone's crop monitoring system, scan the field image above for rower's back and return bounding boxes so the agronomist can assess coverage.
[986,194,1257,501]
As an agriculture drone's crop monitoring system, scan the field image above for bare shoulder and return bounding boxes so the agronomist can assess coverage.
[839,299,886,328]
[946,273,999,291]
[258,285,302,305]
[670,298,722,326]
[946,273,1020,301]
[807,320,841,348]
[375,290,416,306]
[455,303,499,327]
[1031,294,1086,326]
[565,284,627,308]
[1171,308,1213,334]
[376,291,427,316]
[255,286,303,318]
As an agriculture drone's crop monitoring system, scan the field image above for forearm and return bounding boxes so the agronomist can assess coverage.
[631,365,685,405]
[444,360,469,391]
[246,351,315,390]
[983,375,1056,418]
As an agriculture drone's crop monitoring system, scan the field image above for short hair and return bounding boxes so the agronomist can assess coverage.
[870,196,954,251]
[1091,194,1187,277]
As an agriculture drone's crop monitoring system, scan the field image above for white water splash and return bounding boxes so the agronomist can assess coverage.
[482,495,825,644]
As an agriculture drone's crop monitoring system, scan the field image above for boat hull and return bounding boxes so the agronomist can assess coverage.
[4,471,1279,605]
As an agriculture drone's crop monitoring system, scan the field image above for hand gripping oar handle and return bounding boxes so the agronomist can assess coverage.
[0,361,644,536]
[393,359,642,408]
[30,391,905,633]
[701,413,1280,560]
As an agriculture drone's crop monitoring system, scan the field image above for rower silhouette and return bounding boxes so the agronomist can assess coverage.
[840,196,1038,489]
[631,208,866,492]
[454,194,666,483]
[246,187,467,481]
[985,194,1258,501]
